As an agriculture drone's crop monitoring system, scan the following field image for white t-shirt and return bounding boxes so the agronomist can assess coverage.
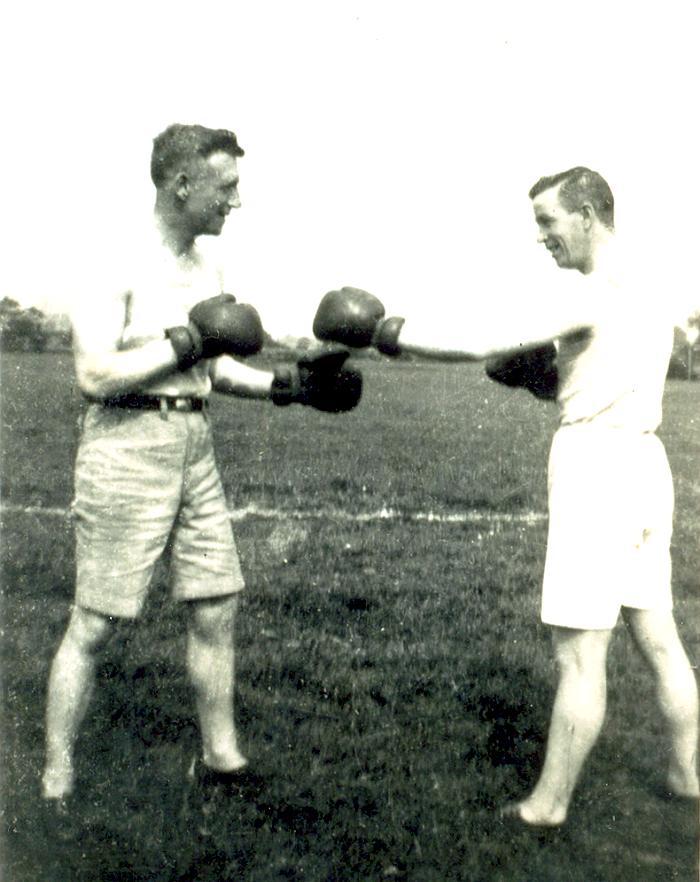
[555,255,674,432]
[397,239,676,426]
[75,223,227,398]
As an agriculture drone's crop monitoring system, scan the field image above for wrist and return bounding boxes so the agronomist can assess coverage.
[373,316,404,356]
[165,324,203,371]
[271,365,301,406]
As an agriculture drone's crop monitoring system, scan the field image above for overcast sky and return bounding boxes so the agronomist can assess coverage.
[3,1,699,337]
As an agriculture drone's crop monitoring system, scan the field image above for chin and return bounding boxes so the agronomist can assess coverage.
[205,220,226,237]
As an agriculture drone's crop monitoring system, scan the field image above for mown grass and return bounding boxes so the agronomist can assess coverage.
[1,352,698,882]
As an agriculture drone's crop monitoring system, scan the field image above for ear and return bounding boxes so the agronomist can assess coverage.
[175,172,190,203]
[580,203,595,230]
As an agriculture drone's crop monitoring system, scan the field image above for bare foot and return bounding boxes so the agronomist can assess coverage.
[500,800,567,828]
[666,769,700,800]
[188,754,249,779]
[41,769,74,800]
[201,749,249,774]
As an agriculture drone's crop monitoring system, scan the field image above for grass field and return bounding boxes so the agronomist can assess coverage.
[1,352,698,882]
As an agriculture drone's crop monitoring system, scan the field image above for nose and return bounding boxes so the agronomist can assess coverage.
[537,230,548,244]
[228,189,241,209]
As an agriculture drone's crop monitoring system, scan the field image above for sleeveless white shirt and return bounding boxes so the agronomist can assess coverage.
[119,227,225,397]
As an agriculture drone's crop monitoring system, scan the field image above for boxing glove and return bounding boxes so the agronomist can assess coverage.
[167,294,264,370]
[484,343,558,400]
[271,347,362,412]
[313,287,404,355]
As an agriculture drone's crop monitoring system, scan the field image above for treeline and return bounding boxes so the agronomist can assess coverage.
[0,298,72,352]
[1,296,696,380]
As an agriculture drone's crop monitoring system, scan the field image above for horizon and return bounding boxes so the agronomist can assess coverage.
[3,2,699,336]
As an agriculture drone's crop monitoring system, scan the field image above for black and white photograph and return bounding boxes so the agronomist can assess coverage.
[2,2,699,880]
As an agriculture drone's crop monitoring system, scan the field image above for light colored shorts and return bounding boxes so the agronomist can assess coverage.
[72,403,244,618]
[541,423,674,630]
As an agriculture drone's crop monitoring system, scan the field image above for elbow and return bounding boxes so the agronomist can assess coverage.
[76,373,108,400]
[76,364,121,400]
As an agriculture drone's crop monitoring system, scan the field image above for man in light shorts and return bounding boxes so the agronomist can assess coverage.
[41,123,362,838]
[311,166,699,826]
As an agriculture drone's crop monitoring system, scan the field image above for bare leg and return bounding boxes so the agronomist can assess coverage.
[623,607,699,797]
[186,595,247,771]
[42,606,115,799]
[511,626,613,826]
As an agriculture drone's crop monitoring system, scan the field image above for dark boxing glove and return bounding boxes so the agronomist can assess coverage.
[190,295,264,358]
[167,294,264,370]
[313,287,404,355]
[271,347,363,412]
[484,342,558,400]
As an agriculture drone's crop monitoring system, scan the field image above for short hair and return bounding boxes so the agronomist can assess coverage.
[150,124,244,187]
[529,166,614,230]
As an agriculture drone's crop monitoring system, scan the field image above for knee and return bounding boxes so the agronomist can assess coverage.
[555,651,595,679]
[625,610,692,673]
[645,640,692,680]
[63,605,116,655]
[553,630,611,678]
[188,595,237,643]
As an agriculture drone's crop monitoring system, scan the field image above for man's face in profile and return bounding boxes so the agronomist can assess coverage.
[185,151,241,237]
[532,184,590,273]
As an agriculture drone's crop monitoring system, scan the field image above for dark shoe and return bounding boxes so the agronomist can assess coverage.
[42,794,78,845]
[184,759,266,839]
[655,785,700,805]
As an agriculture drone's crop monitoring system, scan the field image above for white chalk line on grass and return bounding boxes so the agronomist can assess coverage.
[0,502,547,526]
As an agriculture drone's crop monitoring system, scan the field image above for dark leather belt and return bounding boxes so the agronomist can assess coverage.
[94,394,208,412]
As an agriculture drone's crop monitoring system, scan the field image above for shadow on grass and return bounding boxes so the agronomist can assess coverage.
[3,442,699,881]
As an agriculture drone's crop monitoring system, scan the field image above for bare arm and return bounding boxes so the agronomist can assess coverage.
[397,317,574,361]
[210,354,274,399]
[395,288,593,361]
[72,291,179,399]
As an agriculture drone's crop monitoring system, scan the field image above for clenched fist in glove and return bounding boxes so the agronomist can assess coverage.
[484,343,558,401]
[313,287,404,356]
[166,294,264,370]
[271,347,362,412]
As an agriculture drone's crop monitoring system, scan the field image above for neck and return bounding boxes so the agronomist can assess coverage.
[581,227,615,275]
[153,196,196,256]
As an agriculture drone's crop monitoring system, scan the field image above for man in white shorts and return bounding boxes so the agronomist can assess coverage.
[311,166,699,827]
[41,123,362,840]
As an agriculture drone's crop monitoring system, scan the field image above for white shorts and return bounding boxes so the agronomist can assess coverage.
[541,424,674,630]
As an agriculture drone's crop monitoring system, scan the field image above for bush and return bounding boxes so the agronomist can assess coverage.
[0,298,71,352]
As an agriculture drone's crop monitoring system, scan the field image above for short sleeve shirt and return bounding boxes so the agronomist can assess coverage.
[556,258,674,432]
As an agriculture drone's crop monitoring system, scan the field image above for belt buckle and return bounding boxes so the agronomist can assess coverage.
[172,397,189,412]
